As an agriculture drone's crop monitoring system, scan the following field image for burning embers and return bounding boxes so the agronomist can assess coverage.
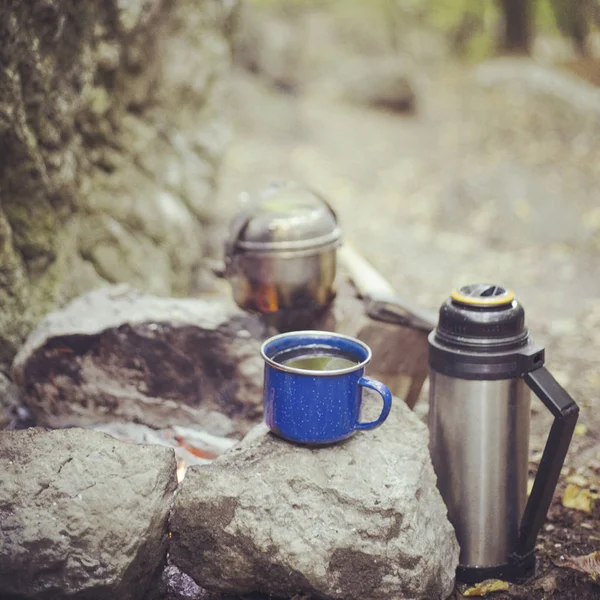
[90,422,237,483]
[176,462,187,484]
[255,282,281,313]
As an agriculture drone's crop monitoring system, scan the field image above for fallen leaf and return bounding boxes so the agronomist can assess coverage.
[562,484,597,513]
[566,473,590,487]
[560,551,600,583]
[463,579,510,596]
[536,572,558,594]
[575,423,588,436]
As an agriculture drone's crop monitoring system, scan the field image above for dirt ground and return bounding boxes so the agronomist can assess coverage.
[215,45,600,598]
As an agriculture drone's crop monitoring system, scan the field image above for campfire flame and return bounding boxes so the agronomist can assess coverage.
[255,282,279,313]
[176,461,187,484]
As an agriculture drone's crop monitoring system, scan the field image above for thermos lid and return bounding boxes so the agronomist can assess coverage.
[429,283,545,379]
[450,284,515,308]
[436,283,527,347]
[226,181,342,256]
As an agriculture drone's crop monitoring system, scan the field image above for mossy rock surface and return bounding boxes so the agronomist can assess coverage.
[0,0,236,366]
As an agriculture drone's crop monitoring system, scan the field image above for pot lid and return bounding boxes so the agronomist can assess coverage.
[228,181,342,253]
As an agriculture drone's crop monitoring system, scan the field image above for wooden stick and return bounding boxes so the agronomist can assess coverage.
[338,243,437,332]
[337,244,395,299]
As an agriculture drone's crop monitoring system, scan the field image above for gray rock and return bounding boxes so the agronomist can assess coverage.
[160,559,214,600]
[171,400,459,600]
[232,2,304,93]
[12,285,272,435]
[0,427,177,599]
[336,57,417,113]
[473,58,600,120]
[0,371,26,429]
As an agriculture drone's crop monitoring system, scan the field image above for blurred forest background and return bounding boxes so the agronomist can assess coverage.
[2,0,599,364]
[236,0,600,63]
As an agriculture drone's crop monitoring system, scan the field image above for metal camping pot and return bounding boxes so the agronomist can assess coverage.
[428,284,579,584]
[225,181,342,331]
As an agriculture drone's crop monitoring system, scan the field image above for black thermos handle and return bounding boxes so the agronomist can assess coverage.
[514,366,579,559]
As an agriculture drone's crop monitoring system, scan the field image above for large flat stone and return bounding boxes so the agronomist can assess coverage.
[0,427,177,599]
[171,399,459,600]
[12,285,272,435]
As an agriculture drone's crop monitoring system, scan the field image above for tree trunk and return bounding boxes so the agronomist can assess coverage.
[550,0,591,56]
[498,0,533,54]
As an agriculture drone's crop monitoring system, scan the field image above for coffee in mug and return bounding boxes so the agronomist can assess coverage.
[273,346,359,371]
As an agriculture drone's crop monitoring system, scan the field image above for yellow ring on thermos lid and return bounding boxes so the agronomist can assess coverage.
[451,284,515,307]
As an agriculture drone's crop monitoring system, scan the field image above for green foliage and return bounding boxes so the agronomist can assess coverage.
[465,30,496,63]
[245,0,600,59]
[246,0,330,7]
[424,0,485,31]
[535,0,560,31]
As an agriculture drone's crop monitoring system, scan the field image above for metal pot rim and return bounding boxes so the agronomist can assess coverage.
[233,242,341,261]
[260,330,372,377]
[235,227,342,254]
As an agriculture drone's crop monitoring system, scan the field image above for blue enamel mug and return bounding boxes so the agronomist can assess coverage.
[260,331,393,444]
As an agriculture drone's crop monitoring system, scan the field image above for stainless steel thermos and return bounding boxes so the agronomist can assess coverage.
[428,284,579,584]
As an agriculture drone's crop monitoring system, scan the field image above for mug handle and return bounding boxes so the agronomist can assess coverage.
[355,377,393,431]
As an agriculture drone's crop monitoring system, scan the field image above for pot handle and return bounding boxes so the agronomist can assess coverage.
[355,377,393,431]
[365,295,437,333]
[514,367,579,561]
